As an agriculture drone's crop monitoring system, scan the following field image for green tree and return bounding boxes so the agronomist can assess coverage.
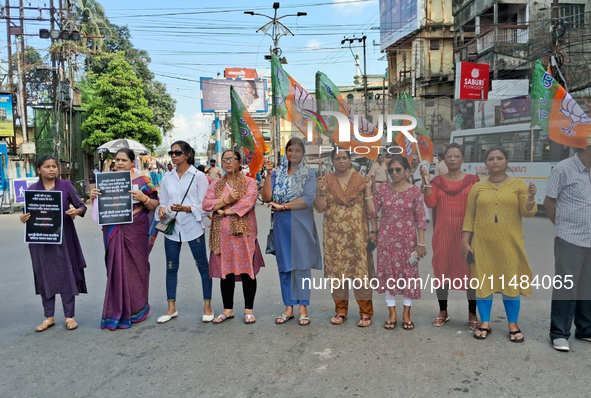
[87,23,176,133]
[73,0,112,51]
[81,53,161,152]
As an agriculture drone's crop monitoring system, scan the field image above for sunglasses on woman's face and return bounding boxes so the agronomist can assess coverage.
[168,150,184,157]
[221,157,237,163]
[388,167,404,174]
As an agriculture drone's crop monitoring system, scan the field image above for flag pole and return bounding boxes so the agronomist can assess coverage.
[530,124,534,183]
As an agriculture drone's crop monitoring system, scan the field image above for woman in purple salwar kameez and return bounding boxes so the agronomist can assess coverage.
[91,149,159,330]
[21,155,88,332]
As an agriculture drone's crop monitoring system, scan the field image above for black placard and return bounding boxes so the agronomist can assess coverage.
[24,190,63,244]
[96,171,133,225]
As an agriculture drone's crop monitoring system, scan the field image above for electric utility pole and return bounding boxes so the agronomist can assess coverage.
[342,35,368,117]
[245,2,307,164]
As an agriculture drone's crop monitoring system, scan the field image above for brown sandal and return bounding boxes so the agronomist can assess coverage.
[357,317,372,327]
[65,318,78,330]
[330,313,347,325]
[36,319,55,332]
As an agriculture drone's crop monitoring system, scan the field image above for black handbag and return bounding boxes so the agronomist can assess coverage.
[265,212,275,255]
[155,172,196,235]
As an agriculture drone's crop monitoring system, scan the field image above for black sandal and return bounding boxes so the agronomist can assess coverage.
[474,327,491,340]
[509,329,525,343]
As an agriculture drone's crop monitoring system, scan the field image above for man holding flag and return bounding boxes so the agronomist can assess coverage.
[533,61,591,352]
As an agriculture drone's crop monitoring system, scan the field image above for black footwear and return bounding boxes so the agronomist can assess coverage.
[473,327,491,340]
[509,329,524,343]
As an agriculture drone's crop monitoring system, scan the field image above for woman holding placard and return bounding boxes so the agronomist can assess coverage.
[20,155,88,332]
[90,148,160,330]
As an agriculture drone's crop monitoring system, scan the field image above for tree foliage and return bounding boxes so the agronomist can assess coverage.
[81,53,161,152]
[87,23,176,133]
[73,0,112,51]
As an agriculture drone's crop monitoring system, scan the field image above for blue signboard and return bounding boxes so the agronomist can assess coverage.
[13,178,37,203]
[380,0,420,51]
[0,141,7,191]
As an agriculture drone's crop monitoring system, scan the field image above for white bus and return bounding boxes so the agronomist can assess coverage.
[449,123,574,207]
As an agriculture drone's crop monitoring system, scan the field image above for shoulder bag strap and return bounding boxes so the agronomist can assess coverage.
[171,171,197,220]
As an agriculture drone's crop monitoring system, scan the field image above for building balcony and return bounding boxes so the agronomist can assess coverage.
[477,25,528,53]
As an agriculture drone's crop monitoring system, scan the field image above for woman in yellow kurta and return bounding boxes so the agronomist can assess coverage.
[314,148,374,327]
[462,147,537,342]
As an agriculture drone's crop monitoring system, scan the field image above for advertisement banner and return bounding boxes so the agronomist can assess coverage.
[380,0,420,51]
[24,190,63,244]
[455,62,490,100]
[224,68,259,79]
[501,96,531,123]
[201,78,268,113]
[0,93,15,137]
[96,171,133,226]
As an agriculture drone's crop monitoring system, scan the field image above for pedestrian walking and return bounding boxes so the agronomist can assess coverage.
[314,147,374,327]
[90,149,160,330]
[462,147,537,342]
[203,150,265,324]
[544,137,591,352]
[366,155,427,330]
[420,143,480,330]
[20,155,88,332]
[262,137,322,326]
[207,159,223,181]
[157,141,213,324]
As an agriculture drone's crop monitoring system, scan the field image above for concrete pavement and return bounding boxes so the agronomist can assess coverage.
[0,204,589,398]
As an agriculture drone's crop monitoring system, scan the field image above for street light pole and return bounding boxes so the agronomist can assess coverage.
[245,2,307,164]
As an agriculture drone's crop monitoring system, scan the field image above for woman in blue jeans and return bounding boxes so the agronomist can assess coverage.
[157,141,214,323]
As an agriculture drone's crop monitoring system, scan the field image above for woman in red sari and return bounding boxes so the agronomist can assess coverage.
[420,143,480,330]
[90,148,159,330]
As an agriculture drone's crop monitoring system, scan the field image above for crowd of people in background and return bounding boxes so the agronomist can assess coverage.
[20,136,591,352]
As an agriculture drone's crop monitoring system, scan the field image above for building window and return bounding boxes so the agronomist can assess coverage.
[347,94,354,104]
[430,40,440,50]
[560,4,585,29]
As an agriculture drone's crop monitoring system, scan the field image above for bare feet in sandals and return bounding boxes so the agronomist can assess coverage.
[275,306,294,324]
[331,313,347,325]
[65,318,78,330]
[432,310,449,327]
[384,307,397,330]
[402,306,414,330]
[509,323,524,343]
[36,317,55,332]
[298,306,310,326]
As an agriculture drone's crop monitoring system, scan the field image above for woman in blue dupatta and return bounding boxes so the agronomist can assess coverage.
[20,155,88,332]
[90,149,159,330]
[262,137,322,326]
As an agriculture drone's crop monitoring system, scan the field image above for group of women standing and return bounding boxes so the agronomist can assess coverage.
[22,138,538,342]
[260,138,538,342]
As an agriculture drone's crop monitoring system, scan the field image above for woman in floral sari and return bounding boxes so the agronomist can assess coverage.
[91,148,159,330]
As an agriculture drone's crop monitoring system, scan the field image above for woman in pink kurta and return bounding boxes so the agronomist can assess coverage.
[421,143,480,329]
[203,150,264,324]
[367,155,427,330]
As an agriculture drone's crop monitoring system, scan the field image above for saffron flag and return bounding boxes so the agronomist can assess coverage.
[271,54,320,143]
[531,60,591,149]
[393,92,434,162]
[315,71,380,160]
[230,86,265,174]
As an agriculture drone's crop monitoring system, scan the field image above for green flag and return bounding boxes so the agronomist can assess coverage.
[230,86,255,151]
[271,53,289,119]
[531,60,591,148]
[394,92,429,137]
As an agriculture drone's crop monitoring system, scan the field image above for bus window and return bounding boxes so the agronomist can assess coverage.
[478,134,500,161]
[462,136,477,162]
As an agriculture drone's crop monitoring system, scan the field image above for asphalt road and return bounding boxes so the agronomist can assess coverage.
[0,204,589,398]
